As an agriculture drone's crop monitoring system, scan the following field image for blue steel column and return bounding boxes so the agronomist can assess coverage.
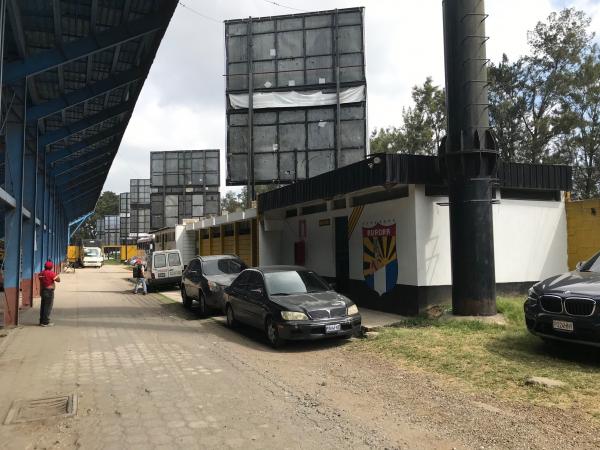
[3,80,27,327]
[32,130,41,298]
[42,164,49,266]
[38,147,46,269]
[48,183,54,268]
[22,124,38,307]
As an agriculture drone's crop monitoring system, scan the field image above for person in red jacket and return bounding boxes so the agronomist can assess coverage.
[38,261,60,327]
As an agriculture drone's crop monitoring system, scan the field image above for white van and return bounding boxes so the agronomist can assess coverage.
[145,249,183,290]
[81,247,103,268]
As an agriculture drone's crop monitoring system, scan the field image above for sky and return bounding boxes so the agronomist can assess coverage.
[103,0,600,195]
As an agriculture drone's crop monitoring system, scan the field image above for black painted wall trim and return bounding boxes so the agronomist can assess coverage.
[329,279,536,316]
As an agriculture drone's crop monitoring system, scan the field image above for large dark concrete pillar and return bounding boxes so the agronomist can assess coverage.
[442,0,498,315]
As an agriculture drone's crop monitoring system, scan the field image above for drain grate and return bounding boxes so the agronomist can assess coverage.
[4,394,78,424]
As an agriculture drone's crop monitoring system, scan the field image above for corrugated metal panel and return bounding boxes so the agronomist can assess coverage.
[238,234,252,265]
[258,154,572,213]
[210,234,220,255]
[498,162,573,191]
[223,236,235,254]
[200,238,210,256]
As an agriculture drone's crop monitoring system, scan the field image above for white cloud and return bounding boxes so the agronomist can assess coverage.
[104,0,599,194]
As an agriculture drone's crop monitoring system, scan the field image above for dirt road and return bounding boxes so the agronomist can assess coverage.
[0,266,597,449]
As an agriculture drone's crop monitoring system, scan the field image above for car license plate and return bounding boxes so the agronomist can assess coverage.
[158,273,166,278]
[552,320,574,332]
[325,324,341,333]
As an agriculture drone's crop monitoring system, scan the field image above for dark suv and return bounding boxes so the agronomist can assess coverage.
[525,250,600,347]
[181,255,247,316]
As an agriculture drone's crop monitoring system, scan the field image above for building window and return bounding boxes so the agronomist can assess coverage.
[300,203,327,216]
[351,186,409,207]
[333,198,347,210]
[285,208,298,218]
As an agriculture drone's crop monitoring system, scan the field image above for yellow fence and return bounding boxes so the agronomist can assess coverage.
[120,245,138,261]
[196,218,258,267]
[566,199,600,270]
[67,245,80,263]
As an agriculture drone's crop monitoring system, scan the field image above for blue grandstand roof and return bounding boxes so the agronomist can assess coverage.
[2,0,179,220]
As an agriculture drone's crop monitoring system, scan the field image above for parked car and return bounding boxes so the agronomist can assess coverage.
[525,250,600,347]
[223,266,362,348]
[145,250,183,291]
[181,255,247,315]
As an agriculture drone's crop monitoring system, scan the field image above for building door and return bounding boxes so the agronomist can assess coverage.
[335,216,350,292]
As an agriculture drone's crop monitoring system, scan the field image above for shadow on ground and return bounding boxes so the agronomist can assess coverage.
[485,330,600,367]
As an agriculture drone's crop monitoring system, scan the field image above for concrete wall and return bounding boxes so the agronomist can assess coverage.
[493,197,567,283]
[565,199,600,270]
[259,185,568,313]
[176,225,197,266]
[412,187,568,286]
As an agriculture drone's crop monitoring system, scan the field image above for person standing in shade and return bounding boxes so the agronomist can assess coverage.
[38,261,60,327]
[133,260,147,295]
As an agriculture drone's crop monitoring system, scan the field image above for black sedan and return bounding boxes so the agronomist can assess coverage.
[223,266,362,347]
[181,255,247,316]
[525,251,600,347]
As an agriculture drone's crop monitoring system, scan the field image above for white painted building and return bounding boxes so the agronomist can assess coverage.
[258,154,571,314]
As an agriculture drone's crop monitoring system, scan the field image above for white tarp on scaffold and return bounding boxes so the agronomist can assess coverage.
[228,85,366,110]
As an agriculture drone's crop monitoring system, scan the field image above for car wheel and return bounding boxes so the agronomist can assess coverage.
[266,317,285,349]
[226,304,237,328]
[198,293,208,317]
[181,286,192,309]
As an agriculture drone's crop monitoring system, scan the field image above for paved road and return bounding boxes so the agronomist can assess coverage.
[0,266,597,449]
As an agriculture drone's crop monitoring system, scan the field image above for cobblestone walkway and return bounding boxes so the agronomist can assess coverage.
[0,266,370,450]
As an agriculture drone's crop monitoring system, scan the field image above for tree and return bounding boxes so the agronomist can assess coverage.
[71,191,119,242]
[488,55,529,162]
[221,185,279,214]
[221,190,245,214]
[370,78,446,155]
[556,45,600,198]
[489,8,593,164]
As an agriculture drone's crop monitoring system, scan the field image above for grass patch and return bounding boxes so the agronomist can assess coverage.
[357,297,600,418]
[103,259,125,265]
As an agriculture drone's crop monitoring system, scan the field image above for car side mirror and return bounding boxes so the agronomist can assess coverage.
[576,261,584,271]
[329,282,337,291]
[251,288,264,298]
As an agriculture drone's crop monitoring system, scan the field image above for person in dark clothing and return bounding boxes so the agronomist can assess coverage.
[38,260,60,327]
[133,261,147,295]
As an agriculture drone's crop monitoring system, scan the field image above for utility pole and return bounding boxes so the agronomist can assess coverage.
[442,0,498,316]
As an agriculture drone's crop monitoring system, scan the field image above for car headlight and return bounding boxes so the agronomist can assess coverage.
[347,304,359,315]
[207,281,221,292]
[281,311,309,321]
[527,287,539,305]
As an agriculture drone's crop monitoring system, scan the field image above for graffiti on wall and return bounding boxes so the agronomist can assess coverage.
[363,222,398,295]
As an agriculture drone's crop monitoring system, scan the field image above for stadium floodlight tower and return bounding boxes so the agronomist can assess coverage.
[442,0,498,316]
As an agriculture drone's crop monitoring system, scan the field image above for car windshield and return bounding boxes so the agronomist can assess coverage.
[264,270,330,295]
[580,252,600,272]
[84,248,99,257]
[203,258,247,276]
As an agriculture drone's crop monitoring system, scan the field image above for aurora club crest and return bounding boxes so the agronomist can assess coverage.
[363,222,398,295]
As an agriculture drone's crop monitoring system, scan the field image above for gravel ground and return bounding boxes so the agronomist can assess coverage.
[1,266,598,449]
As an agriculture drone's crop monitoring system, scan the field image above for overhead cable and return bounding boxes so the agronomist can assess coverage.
[261,0,307,12]
[178,1,221,23]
